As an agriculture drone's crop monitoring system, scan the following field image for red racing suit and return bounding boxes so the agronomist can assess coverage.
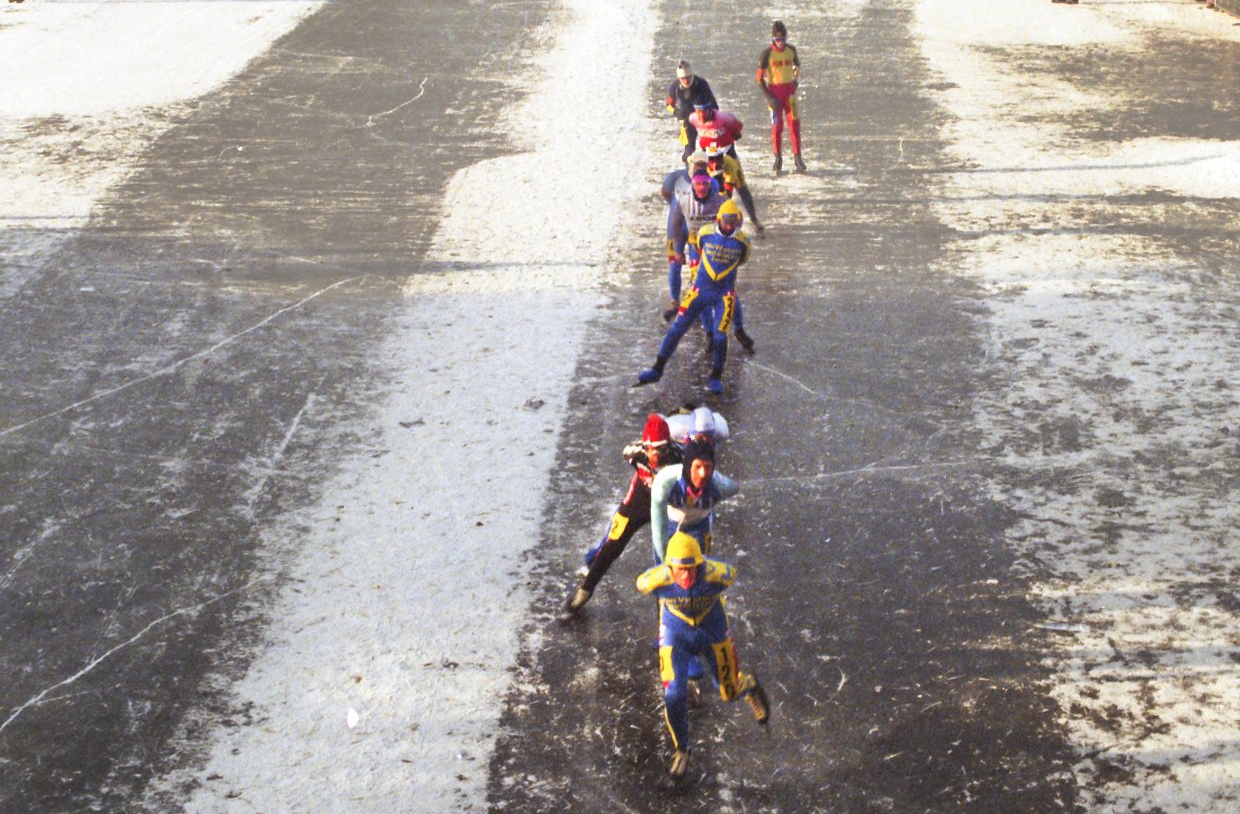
[756,42,802,155]
[687,109,744,154]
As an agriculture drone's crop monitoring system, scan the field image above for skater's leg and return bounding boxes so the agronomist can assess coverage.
[660,637,695,752]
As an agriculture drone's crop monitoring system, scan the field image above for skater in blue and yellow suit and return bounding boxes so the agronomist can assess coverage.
[636,532,769,780]
[635,200,750,395]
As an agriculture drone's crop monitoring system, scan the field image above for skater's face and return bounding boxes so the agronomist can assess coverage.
[646,442,668,469]
[671,564,697,589]
[771,35,787,51]
[691,176,712,199]
[688,457,714,490]
[678,74,693,87]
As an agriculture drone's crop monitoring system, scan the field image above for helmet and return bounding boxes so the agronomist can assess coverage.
[665,532,704,568]
[691,406,716,438]
[772,20,788,38]
[717,199,743,234]
[703,143,724,158]
[686,150,709,170]
[676,59,692,80]
[642,413,671,447]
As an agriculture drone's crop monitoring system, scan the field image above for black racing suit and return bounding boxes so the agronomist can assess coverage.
[580,442,684,593]
[665,75,718,161]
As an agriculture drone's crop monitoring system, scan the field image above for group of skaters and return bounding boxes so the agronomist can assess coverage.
[563,406,766,780]
[558,19,809,783]
[632,20,805,397]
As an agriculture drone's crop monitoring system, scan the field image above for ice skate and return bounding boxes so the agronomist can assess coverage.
[669,749,690,780]
[565,586,592,613]
[734,327,755,354]
[634,368,662,386]
[744,676,770,724]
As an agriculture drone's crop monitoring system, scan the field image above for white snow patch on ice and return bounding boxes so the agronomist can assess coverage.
[915,1,1240,810]
[0,1,322,118]
[0,1,325,297]
[149,1,663,811]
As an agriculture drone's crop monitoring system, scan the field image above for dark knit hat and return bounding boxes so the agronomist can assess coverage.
[682,438,715,473]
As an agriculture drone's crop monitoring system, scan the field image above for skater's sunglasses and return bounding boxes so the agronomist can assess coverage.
[772,36,786,43]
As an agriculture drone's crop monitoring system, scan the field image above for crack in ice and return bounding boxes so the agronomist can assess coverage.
[0,275,365,439]
[0,577,271,736]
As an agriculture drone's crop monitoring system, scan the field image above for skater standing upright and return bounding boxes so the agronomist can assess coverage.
[665,59,718,163]
[757,20,806,173]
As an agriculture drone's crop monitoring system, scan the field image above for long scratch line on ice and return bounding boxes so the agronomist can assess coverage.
[752,361,952,435]
[0,520,61,593]
[0,577,272,736]
[271,392,315,465]
[0,277,363,439]
[283,255,406,290]
[748,361,829,397]
[747,458,975,487]
[241,391,318,517]
[367,76,429,126]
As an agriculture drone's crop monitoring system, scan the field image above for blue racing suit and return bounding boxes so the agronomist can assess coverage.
[649,463,737,683]
[658,222,750,379]
[636,557,760,752]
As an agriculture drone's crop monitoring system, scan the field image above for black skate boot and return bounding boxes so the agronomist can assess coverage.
[734,327,755,354]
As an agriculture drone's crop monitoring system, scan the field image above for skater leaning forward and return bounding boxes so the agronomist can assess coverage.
[636,531,770,779]
[636,200,754,396]
[565,414,681,613]
[650,438,737,564]
[564,408,729,614]
[665,59,719,163]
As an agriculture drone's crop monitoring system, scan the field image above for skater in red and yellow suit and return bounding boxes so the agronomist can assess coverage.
[636,532,769,779]
[756,20,806,173]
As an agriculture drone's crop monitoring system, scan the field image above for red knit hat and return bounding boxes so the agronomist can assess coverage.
[641,413,671,446]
